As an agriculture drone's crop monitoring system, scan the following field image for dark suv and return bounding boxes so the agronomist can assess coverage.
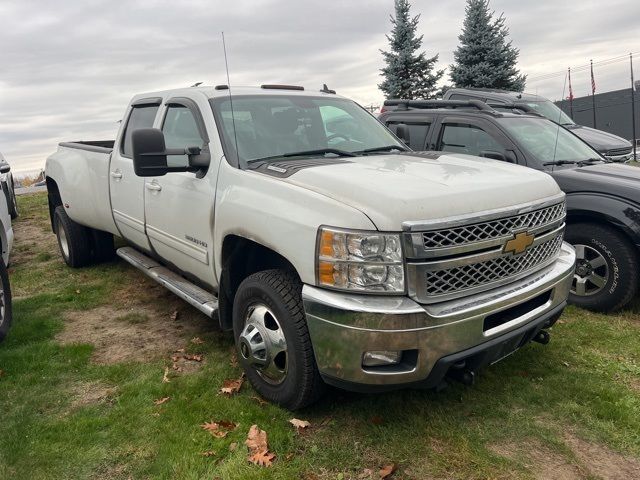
[379,99,640,312]
[439,88,633,162]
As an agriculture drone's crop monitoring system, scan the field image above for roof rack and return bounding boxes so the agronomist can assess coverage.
[383,99,497,113]
[261,84,304,91]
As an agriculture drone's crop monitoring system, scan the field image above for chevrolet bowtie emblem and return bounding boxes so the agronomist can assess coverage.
[503,231,535,255]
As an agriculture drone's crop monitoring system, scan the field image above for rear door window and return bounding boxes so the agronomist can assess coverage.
[121,105,159,158]
[437,123,506,157]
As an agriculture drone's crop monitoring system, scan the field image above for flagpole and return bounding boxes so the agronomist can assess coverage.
[631,52,637,161]
[591,59,597,128]
[568,67,574,118]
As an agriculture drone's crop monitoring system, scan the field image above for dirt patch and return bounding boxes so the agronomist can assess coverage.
[489,440,584,480]
[9,218,58,267]
[57,304,209,364]
[69,381,117,409]
[563,431,640,480]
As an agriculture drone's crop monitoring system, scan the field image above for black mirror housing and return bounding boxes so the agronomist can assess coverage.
[132,128,170,177]
[0,163,10,174]
[480,150,508,162]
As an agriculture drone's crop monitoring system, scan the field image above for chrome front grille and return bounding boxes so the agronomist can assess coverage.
[404,195,567,304]
[424,233,563,296]
[422,202,565,249]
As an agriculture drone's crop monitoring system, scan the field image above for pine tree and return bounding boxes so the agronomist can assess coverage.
[450,0,526,92]
[379,0,444,99]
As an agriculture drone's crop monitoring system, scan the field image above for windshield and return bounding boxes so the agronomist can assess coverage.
[518,100,574,125]
[497,117,603,166]
[211,95,405,167]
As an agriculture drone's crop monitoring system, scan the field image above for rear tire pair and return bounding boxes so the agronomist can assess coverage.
[53,206,115,268]
[0,258,13,343]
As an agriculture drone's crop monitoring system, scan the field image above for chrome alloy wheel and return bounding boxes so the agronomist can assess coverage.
[238,304,288,385]
[571,244,609,296]
[58,224,70,259]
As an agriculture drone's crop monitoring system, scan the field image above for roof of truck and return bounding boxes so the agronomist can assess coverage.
[131,85,346,103]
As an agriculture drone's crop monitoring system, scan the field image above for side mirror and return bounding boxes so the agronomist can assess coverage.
[0,163,10,174]
[395,124,411,145]
[132,128,207,177]
[480,150,516,163]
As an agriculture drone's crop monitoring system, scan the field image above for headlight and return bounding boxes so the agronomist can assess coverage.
[316,227,405,293]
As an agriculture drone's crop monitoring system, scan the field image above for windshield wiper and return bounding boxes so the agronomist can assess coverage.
[543,158,603,167]
[247,148,357,164]
[355,145,409,154]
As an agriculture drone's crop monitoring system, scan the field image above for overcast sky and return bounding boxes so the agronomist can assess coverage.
[1,0,639,175]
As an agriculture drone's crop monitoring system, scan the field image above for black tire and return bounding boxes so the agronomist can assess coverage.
[233,269,324,410]
[565,223,639,312]
[3,178,17,220]
[54,206,92,268]
[0,258,13,343]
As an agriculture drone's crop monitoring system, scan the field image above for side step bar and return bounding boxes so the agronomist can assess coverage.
[116,246,218,317]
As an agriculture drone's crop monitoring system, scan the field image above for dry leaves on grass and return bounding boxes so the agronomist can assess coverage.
[251,396,268,406]
[201,420,238,438]
[201,450,216,457]
[154,396,170,405]
[220,374,245,395]
[183,354,203,362]
[289,418,311,430]
[246,424,275,467]
[191,337,205,345]
[162,367,170,383]
[379,463,397,479]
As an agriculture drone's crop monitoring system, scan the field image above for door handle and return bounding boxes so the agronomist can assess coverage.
[110,170,123,179]
[146,181,162,192]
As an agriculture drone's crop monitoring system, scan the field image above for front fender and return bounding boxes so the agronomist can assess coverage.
[566,193,640,247]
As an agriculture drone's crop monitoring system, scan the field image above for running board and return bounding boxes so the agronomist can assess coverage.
[116,246,218,317]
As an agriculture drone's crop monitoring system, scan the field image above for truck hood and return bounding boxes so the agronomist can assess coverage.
[566,124,631,153]
[278,152,561,231]
[550,163,640,204]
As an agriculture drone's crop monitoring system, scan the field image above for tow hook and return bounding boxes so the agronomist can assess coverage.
[533,330,550,345]
[446,362,476,386]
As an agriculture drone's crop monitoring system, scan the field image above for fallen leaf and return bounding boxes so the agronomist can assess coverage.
[170,310,179,321]
[245,424,274,467]
[172,364,182,372]
[154,396,170,405]
[171,354,181,362]
[191,337,205,345]
[220,374,244,395]
[358,469,373,479]
[184,354,203,362]
[251,396,268,406]
[75,289,81,294]
[174,348,186,353]
[162,367,170,383]
[379,463,397,479]
[289,418,311,430]
[248,450,275,467]
[562,361,570,367]
[370,415,384,425]
[150,412,160,417]
[201,450,216,457]
[229,442,238,452]
[230,351,239,368]
[201,420,237,438]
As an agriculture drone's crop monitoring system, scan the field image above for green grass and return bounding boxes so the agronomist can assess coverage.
[0,193,639,479]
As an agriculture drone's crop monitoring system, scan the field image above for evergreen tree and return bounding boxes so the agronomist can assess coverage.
[379,0,444,99]
[450,0,526,92]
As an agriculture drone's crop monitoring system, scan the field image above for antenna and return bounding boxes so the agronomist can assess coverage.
[221,32,240,165]
[552,72,568,162]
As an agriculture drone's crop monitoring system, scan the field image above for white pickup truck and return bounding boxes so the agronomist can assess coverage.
[45,84,575,409]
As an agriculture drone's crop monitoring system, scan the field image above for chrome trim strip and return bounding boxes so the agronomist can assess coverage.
[401,192,565,232]
[412,225,564,271]
[146,224,209,265]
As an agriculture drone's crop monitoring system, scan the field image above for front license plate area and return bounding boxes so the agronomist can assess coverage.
[489,334,526,365]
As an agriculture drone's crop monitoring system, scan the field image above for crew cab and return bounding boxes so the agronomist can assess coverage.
[380,99,639,312]
[440,88,634,162]
[45,85,575,409]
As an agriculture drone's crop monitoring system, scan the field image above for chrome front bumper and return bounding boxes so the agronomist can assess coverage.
[303,242,575,389]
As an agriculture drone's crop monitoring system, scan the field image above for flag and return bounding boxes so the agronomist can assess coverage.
[568,67,574,101]
[590,60,596,94]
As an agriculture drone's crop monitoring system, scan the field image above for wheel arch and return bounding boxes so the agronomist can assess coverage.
[217,234,300,331]
[46,177,63,232]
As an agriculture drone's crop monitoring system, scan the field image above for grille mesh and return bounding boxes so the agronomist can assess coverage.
[424,234,563,296]
[422,202,565,249]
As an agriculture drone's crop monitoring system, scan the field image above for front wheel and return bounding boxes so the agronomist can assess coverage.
[232,269,324,410]
[565,223,639,312]
[0,258,13,342]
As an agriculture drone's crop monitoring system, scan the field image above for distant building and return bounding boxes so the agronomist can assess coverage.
[555,87,640,141]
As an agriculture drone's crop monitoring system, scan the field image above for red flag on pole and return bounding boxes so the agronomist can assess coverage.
[590,60,596,94]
